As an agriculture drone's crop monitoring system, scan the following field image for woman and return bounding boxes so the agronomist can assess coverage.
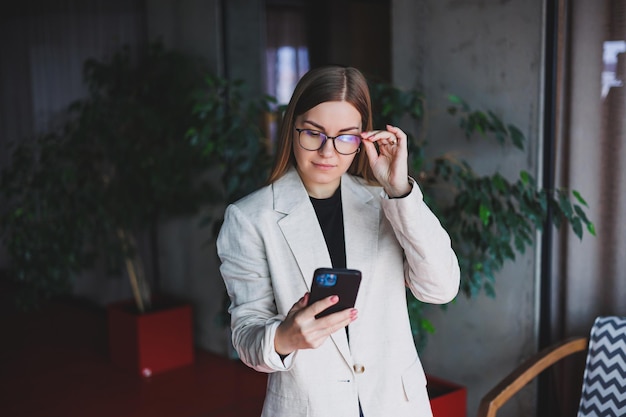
[217,66,460,417]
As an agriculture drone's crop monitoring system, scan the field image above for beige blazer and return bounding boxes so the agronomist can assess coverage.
[217,168,460,417]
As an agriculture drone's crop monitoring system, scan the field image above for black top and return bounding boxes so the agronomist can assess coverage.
[310,186,346,268]
[310,186,354,366]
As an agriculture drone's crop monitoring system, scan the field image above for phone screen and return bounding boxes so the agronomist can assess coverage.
[307,268,362,318]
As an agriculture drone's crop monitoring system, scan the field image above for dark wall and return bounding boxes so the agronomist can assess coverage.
[306,0,391,81]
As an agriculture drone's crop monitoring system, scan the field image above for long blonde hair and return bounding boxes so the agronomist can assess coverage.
[267,66,377,184]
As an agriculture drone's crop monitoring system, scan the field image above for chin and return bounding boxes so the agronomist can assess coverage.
[303,170,341,185]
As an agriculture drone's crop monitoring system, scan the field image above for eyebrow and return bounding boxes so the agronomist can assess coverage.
[302,120,360,133]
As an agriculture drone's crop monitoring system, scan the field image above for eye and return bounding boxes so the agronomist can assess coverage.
[337,134,361,144]
[304,129,322,137]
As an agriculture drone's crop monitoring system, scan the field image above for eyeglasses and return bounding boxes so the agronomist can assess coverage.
[295,128,361,155]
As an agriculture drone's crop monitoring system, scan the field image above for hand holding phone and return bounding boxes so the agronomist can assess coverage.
[307,268,362,319]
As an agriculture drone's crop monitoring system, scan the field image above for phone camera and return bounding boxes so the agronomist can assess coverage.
[316,273,337,287]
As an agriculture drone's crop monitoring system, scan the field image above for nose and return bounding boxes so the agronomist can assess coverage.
[318,137,336,156]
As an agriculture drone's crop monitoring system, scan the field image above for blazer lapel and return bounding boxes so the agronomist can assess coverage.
[341,174,379,281]
[273,170,380,369]
[274,169,332,291]
[333,175,380,366]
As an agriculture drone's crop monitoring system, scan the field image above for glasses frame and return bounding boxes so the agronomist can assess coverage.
[295,128,362,155]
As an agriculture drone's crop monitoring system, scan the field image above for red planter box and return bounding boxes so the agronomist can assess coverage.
[107,299,194,377]
[427,374,467,417]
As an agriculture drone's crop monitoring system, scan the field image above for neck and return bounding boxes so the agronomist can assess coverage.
[302,179,340,199]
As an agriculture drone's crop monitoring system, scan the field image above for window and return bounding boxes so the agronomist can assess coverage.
[265,4,310,106]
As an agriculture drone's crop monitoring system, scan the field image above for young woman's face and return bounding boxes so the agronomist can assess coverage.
[293,101,361,199]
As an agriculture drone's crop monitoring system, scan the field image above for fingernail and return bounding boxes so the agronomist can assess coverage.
[330,295,339,303]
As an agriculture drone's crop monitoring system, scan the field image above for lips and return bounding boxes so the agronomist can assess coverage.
[312,161,336,170]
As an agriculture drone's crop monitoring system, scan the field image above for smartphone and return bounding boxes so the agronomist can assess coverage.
[307,267,362,319]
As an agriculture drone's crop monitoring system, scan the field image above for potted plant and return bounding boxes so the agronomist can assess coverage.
[0,41,231,375]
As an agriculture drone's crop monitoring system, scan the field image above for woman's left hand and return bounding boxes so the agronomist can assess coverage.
[361,125,412,197]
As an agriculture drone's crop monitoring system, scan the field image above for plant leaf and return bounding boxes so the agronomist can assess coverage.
[479,204,491,226]
[572,190,588,207]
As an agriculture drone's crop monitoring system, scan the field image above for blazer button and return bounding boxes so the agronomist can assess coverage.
[353,364,365,374]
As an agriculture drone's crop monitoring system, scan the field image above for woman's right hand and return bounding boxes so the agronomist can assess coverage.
[274,293,358,356]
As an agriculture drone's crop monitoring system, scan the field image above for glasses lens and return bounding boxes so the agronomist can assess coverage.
[298,129,324,151]
[297,129,361,155]
[334,135,361,155]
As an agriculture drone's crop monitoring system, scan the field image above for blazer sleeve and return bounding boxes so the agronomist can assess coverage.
[217,203,297,373]
[381,178,461,304]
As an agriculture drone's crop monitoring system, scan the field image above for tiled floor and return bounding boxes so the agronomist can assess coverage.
[1,298,267,417]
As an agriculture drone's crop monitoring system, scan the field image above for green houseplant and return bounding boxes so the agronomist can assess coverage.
[0,41,219,313]
[368,81,595,347]
[0,41,269,375]
[0,129,104,309]
[186,73,276,330]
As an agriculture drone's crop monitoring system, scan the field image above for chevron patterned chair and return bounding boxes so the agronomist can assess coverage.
[477,316,626,417]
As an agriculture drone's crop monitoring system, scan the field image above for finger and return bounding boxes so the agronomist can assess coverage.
[361,138,379,166]
[386,124,406,139]
[362,130,397,146]
[320,320,356,340]
[317,308,359,333]
[307,308,358,348]
[288,292,310,314]
[336,309,358,329]
[292,292,309,310]
[307,295,340,318]
[300,292,310,306]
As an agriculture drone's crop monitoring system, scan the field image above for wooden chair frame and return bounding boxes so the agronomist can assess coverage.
[477,337,588,417]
